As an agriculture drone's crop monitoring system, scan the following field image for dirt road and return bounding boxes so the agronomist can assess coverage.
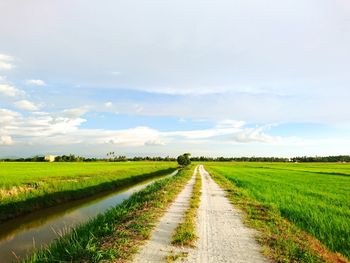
[132,165,269,262]
[183,165,269,263]
[132,167,197,262]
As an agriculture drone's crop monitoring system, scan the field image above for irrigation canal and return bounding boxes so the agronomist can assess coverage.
[0,170,178,262]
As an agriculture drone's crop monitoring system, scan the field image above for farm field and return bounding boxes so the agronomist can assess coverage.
[0,162,177,222]
[205,162,350,260]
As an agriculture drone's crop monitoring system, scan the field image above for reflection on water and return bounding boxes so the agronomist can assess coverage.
[0,170,177,262]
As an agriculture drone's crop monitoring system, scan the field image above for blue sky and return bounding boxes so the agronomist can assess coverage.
[1,0,350,157]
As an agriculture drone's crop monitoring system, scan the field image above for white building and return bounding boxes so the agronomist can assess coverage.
[44,155,56,162]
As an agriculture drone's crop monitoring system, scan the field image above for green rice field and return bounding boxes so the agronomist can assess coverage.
[0,162,177,222]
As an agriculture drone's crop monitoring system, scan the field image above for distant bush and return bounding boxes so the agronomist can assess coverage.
[177,153,191,166]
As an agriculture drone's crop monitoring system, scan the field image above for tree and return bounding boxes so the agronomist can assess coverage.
[177,155,186,166]
[177,153,191,166]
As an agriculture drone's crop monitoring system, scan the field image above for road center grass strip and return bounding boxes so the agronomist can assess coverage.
[171,166,202,247]
[0,162,177,223]
[24,165,194,263]
[205,164,349,263]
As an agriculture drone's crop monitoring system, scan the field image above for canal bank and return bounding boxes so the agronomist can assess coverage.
[0,170,178,262]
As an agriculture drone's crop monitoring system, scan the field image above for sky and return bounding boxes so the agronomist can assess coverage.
[0,0,350,158]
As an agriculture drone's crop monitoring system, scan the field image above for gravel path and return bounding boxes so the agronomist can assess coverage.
[182,165,269,263]
[132,167,198,263]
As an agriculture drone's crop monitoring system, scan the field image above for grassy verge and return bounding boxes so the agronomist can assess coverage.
[206,165,348,263]
[171,166,202,247]
[24,166,194,263]
[0,162,177,223]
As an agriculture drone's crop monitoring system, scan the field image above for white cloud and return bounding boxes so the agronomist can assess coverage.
[0,135,13,146]
[145,139,166,146]
[168,128,233,140]
[14,100,39,111]
[0,108,87,143]
[233,127,278,143]
[47,117,86,135]
[0,106,280,149]
[0,54,13,61]
[99,122,279,147]
[137,86,232,95]
[26,79,46,86]
[103,127,162,147]
[0,76,5,81]
[0,84,23,97]
[0,54,14,70]
[165,125,278,143]
[0,109,20,126]
[216,119,246,128]
[111,71,121,75]
[31,111,50,116]
[76,123,279,148]
[62,107,88,118]
[104,101,113,108]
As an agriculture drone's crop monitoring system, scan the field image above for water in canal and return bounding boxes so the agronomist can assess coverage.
[0,170,178,262]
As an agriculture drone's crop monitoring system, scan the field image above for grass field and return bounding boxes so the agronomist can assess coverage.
[205,162,350,260]
[0,162,177,222]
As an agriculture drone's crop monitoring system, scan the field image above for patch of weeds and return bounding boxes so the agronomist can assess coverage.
[171,167,201,247]
[166,251,189,262]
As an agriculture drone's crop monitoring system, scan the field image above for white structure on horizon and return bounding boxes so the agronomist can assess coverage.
[44,155,56,162]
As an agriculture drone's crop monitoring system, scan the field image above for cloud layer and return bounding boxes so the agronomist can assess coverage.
[0,107,278,148]
[26,79,45,86]
[0,84,23,97]
[0,54,13,70]
[14,100,40,111]
[0,1,350,157]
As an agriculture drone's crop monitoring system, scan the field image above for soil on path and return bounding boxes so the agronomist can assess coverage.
[132,167,198,263]
[182,165,269,263]
[132,165,269,263]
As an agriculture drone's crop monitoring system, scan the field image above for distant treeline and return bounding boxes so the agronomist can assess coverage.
[1,155,349,163]
[0,155,176,162]
[0,156,48,162]
[190,156,290,162]
[191,156,350,162]
[290,155,350,163]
